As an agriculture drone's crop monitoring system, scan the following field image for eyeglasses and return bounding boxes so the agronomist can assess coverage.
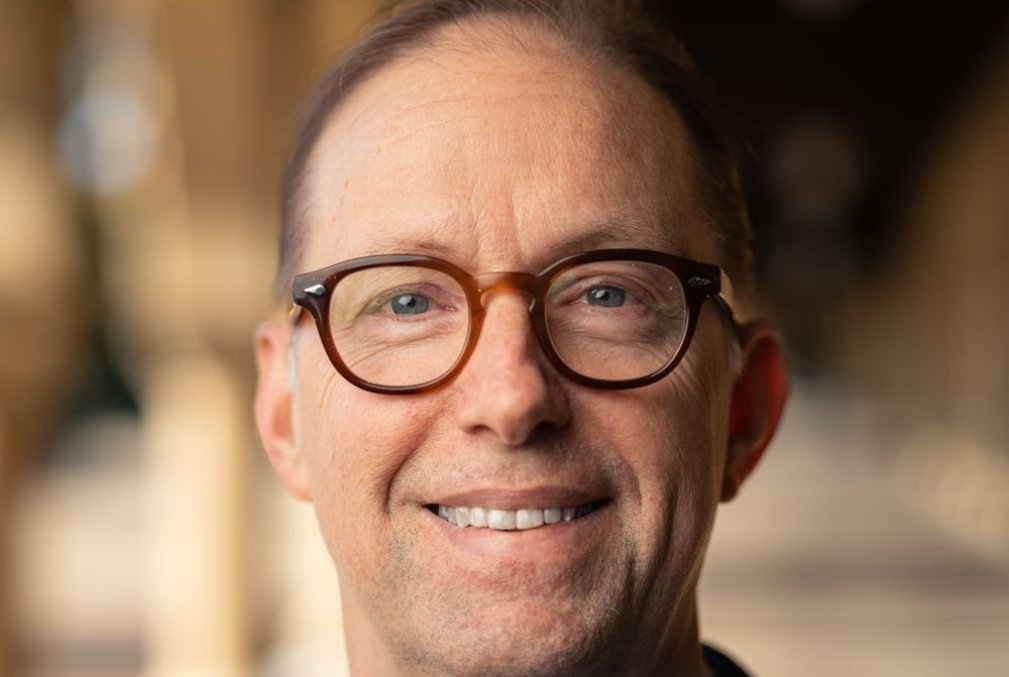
[291,249,736,394]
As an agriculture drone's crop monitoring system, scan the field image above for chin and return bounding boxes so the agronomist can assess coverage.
[400,631,621,677]
[387,592,634,677]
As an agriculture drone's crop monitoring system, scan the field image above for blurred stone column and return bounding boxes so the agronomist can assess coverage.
[0,2,82,676]
[140,352,248,677]
[851,29,1009,558]
[92,0,378,673]
[0,123,81,677]
[61,0,266,674]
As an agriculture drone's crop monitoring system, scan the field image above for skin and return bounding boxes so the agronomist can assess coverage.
[255,17,788,677]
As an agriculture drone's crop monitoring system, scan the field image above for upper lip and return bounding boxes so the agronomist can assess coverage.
[425,486,609,510]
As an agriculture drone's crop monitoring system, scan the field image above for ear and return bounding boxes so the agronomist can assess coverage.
[254,320,312,501]
[720,322,789,502]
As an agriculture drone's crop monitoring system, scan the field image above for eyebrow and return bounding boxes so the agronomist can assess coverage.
[357,218,682,265]
[547,220,680,256]
[360,235,457,258]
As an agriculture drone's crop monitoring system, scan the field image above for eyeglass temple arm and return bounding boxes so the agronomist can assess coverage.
[716,270,743,326]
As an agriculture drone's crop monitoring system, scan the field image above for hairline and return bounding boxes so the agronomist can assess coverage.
[277,3,756,314]
[299,13,708,256]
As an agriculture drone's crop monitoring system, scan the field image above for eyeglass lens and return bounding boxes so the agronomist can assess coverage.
[326,260,688,388]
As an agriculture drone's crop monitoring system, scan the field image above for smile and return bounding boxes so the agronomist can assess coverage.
[427,500,606,531]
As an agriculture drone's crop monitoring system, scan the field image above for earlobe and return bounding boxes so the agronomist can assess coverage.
[720,322,789,502]
[254,321,312,501]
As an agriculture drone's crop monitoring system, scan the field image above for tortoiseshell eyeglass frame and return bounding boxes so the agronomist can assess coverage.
[290,248,737,394]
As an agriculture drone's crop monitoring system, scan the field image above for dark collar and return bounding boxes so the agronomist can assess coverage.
[702,644,751,677]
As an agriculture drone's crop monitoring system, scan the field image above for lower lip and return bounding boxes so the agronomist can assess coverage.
[422,501,613,560]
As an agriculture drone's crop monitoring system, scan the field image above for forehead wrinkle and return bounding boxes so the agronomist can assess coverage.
[347,217,687,272]
[360,85,621,166]
[304,16,709,274]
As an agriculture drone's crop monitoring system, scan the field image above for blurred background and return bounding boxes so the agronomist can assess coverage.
[1,0,1007,675]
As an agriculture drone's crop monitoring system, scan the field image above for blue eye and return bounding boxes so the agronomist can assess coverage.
[391,293,429,315]
[586,286,626,307]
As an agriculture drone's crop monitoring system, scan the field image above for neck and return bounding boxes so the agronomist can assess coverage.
[638,594,712,677]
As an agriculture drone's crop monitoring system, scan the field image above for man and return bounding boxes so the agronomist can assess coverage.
[254,1,789,675]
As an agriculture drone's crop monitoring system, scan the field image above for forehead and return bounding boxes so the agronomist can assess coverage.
[301,17,714,273]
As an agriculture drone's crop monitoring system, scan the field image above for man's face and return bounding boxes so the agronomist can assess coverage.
[276,20,742,676]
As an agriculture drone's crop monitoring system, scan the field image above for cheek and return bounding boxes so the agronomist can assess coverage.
[296,362,439,556]
[633,375,730,609]
[629,382,723,519]
[622,358,728,484]
[302,357,394,479]
[597,328,732,545]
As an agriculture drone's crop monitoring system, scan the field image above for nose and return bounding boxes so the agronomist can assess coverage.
[452,291,570,446]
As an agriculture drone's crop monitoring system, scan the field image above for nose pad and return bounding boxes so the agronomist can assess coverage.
[478,287,536,314]
[474,271,539,312]
[471,271,540,351]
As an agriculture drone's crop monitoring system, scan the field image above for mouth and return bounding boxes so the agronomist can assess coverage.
[425,499,608,531]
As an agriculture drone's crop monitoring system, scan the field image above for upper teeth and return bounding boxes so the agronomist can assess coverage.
[436,505,580,530]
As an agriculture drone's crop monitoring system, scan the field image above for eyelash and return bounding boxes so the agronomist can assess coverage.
[366,286,456,316]
[555,277,649,307]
